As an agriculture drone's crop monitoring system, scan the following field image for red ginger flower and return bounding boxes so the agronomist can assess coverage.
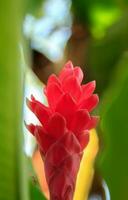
[25,61,99,200]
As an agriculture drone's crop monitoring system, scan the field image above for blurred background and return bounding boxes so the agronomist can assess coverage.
[0,0,128,199]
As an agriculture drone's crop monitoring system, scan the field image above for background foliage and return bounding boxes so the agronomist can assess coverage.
[0,0,29,200]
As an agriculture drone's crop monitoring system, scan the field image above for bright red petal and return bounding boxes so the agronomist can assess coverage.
[79,94,99,112]
[24,122,36,135]
[26,98,51,127]
[55,93,77,125]
[47,113,66,139]
[81,81,96,100]
[62,76,81,101]
[64,60,73,69]
[26,97,49,113]
[30,94,36,101]
[47,74,61,88]
[77,131,90,150]
[74,67,83,84]
[69,109,90,135]
[46,83,63,110]
[59,61,74,83]
[35,106,50,129]
[30,95,49,110]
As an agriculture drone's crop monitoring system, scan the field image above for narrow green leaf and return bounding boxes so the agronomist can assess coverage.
[98,52,128,199]
[0,0,29,200]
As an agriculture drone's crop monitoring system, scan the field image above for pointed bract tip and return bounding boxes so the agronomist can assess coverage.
[95,93,99,102]
[24,120,30,131]
[24,121,36,135]
[31,94,35,101]
[26,97,30,107]
[43,87,47,95]
[65,60,73,69]
[92,80,96,87]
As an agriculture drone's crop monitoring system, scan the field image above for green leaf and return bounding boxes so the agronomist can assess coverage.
[98,52,128,199]
[30,182,47,200]
[26,0,44,17]
[87,12,128,93]
[0,0,29,200]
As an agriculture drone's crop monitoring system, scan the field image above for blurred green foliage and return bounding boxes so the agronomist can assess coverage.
[99,52,128,199]
[0,0,29,200]
[30,182,46,200]
[87,12,128,93]
[26,0,44,17]
[72,0,128,31]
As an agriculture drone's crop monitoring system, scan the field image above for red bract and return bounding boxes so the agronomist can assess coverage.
[25,61,99,200]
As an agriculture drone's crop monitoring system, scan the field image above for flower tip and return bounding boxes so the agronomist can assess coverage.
[31,94,35,101]
[92,80,96,87]
[24,120,30,131]
[24,121,36,135]
[26,97,35,111]
[95,94,100,110]
[93,94,99,108]
[95,93,99,102]
[65,60,73,69]
[43,86,47,95]
[24,120,30,130]
[26,97,30,107]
